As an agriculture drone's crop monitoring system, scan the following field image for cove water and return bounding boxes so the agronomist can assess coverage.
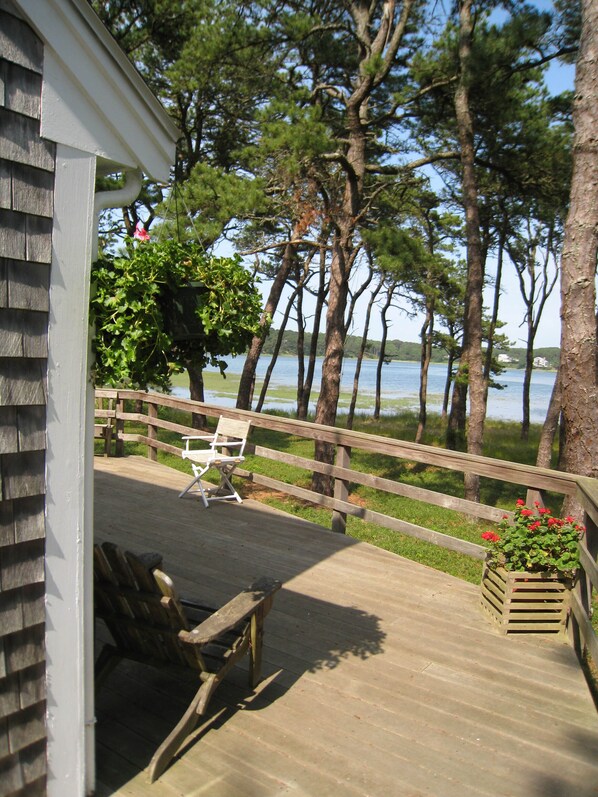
[173,355,556,424]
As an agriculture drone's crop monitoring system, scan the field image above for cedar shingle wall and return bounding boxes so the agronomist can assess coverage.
[0,5,54,796]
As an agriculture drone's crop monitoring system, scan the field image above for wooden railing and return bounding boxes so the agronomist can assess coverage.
[95,388,597,668]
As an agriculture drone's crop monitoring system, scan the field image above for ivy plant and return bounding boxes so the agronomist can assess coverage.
[90,238,264,391]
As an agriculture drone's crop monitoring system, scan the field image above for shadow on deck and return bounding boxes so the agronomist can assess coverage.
[94,456,598,797]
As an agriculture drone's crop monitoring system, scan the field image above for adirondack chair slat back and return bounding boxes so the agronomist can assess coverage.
[94,542,202,669]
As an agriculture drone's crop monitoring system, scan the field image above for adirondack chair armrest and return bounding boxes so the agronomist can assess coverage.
[135,551,163,570]
[178,577,282,646]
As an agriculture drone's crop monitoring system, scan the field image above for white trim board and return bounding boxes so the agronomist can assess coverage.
[45,145,96,797]
[16,0,179,181]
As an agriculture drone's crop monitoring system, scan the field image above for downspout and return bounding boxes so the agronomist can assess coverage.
[84,166,143,794]
[92,167,144,258]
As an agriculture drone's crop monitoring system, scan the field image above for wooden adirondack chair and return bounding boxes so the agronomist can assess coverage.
[93,541,281,782]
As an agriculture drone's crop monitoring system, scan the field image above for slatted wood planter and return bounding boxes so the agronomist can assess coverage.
[481,564,572,635]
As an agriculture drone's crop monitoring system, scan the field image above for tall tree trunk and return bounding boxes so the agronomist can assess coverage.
[447,369,468,449]
[450,0,486,501]
[510,224,559,442]
[442,351,455,420]
[297,237,328,420]
[535,369,561,469]
[374,291,393,421]
[521,320,534,441]
[187,361,207,429]
[255,287,297,413]
[415,303,434,444]
[236,240,297,410]
[483,227,505,397]
[295,274,306,415]
[313,103,365,493]
[313,230,351,494]
[347,276,380,430]
[559,0,598,515]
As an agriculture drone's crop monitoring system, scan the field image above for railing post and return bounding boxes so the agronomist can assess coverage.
[525,488,548,508]
[104,397,113,457]
[147,401,158,462]
[583,504,598,619]
[115,396,125,457]
[332,444,351,534]
[570,484,598,659]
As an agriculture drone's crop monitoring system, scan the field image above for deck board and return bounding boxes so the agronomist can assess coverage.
[94,456,598,796]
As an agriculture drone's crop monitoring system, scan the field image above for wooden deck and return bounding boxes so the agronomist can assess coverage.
[93,456,598,797]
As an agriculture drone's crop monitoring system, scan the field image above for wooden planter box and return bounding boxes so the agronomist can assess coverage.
[480,564,572,636]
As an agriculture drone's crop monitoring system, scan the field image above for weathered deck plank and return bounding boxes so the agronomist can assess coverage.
[94,456,598,797]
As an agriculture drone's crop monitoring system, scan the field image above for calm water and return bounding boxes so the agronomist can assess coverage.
[174,355,556,424]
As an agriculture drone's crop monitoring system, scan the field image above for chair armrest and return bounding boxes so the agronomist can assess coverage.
[178,577,282,646]
[135,551,163,571]
[211,440,243,448]
[181,434,215,452]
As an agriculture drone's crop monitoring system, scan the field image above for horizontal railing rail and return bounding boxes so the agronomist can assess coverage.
[95,388,597,671]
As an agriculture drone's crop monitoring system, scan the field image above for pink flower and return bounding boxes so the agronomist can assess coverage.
[482,531,501,543]
[134,221,150,241]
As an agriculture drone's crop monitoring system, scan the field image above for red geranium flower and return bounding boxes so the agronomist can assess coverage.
[516,498,525,506]
[520,509,534,517]
[481,531,501,543]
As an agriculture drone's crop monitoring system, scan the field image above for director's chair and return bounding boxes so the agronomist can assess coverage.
[178,416,250,507]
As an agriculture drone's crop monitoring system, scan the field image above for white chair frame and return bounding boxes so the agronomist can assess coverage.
[178,416,250,507]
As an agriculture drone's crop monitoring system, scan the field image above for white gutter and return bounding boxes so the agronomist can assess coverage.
[92,167,143,258]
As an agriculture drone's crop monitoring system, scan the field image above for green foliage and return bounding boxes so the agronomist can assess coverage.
[481,500,584,577]
[91,239,264,389]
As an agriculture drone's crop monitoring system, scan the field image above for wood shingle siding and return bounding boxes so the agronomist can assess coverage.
[0,9,43,74]
[1,3,53,794]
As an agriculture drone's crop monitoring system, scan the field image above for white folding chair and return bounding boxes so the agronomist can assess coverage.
[178,416,250,507]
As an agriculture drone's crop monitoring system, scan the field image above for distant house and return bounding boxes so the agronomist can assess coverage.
[497,353,515,364]
[533,356,550,368]
[0,1,178,795]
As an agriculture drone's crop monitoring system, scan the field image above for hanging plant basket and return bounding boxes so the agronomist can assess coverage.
[480,563,573,636]
[160,282,207,341]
